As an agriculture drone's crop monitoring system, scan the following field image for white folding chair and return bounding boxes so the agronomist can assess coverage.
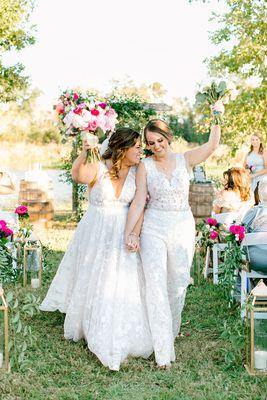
[240,232,267,318]
[0,211,19,233]
[212,212,238,228]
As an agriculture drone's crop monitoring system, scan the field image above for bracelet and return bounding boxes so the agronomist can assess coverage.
[129,232,139,238]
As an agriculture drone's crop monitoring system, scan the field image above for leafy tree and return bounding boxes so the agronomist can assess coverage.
[0,0,36,102]
[190,0,267,150]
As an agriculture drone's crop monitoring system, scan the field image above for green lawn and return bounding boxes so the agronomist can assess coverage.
[1,222,266,400]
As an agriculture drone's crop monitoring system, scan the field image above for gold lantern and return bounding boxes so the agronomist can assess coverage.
[23,239,42,289]
[245,280,267,376]
[0,286,9,371]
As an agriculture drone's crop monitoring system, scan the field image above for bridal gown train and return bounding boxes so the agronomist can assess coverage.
[40,162,153,371]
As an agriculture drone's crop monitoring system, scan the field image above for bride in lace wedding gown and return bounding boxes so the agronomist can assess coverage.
[125,118,222,368]
[40,128,153,371]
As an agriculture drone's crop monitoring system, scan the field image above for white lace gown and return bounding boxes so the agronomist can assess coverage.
[140,154,195,366]
[40,162,153,370]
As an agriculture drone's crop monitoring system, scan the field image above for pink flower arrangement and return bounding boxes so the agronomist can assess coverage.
[206,217,218,226]
[229,224,245,241]
[0,220,13,238]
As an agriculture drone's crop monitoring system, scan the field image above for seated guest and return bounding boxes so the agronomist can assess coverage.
[242,180,267,274]
[213,167,253,222]
[0,170,17,195]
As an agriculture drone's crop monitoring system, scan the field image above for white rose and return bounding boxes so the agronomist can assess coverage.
[81,131,99,147]
[82,109,92,123]
[72,114,87,129]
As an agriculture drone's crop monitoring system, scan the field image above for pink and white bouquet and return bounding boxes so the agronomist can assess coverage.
[195,81,237,125]
[56,89,118,161]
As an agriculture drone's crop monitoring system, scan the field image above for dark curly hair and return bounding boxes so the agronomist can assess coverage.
[102,127,140,180]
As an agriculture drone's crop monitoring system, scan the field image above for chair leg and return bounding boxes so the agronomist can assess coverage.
[241,270,247,318]
[213,246,219,285]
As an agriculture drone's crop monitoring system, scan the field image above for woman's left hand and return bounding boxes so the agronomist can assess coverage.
[126,233,140,252]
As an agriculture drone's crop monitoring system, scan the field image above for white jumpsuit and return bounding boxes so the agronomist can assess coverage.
[140,154,195,366]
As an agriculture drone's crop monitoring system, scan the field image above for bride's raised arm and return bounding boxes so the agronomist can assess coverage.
[184,123,221,168]
[71,141,98,186]
[124,162,148,243]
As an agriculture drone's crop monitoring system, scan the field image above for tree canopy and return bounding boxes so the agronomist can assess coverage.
[0,0,36,102]
[191,0,267,149]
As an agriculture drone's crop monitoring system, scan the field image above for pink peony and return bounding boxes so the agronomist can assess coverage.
[98,102,107,109]
[210,231,218,240]
[91,109,100,117]
[15,205,28,215]
[229,224,245,235]
[207,218,218,226]
[87,120,98,131]
[73,93,79,101]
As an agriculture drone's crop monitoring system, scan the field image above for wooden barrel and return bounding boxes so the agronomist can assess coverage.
[189,182,215,224]
[19,179,54,221]
[19,180,54,203]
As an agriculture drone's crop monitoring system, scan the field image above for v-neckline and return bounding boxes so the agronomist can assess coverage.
[152,155,178,183]
[103,163,132,200]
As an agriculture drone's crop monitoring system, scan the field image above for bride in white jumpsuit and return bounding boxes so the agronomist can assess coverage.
[125,115,222,368]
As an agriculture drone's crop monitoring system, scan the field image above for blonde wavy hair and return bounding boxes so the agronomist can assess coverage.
[223,167,251,201]
[102,127,140,180]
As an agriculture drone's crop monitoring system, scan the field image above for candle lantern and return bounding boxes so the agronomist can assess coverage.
[23,240,42,289]
[0,287,10,371]
[245,280,267,376]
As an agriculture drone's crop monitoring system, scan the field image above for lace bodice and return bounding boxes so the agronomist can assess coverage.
[142,154,190,211]
[89,162,136,208]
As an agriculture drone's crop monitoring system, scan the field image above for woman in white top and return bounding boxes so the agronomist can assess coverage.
[244,133,267,192]
[213,167,253,223]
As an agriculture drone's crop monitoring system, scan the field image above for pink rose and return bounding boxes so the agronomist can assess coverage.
[105,108,116,117]
[3,227,13,237]
[65,92,70,98]
[98,103,107,109]
[229,225,238,234]
[73,106,83,115]
[210,231,218,240]
[15,205,28,215]
[0,220,7,230]
[207,218,218,226]
[87,120,98,131]
[73,93,79,101]
[239,232,245,240]
[91,109,100,116]
[55,103,64,114]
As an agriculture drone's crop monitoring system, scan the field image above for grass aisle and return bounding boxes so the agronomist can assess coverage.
[1,224,266,400]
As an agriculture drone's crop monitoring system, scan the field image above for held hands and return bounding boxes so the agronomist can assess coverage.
[125,233,140,253]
